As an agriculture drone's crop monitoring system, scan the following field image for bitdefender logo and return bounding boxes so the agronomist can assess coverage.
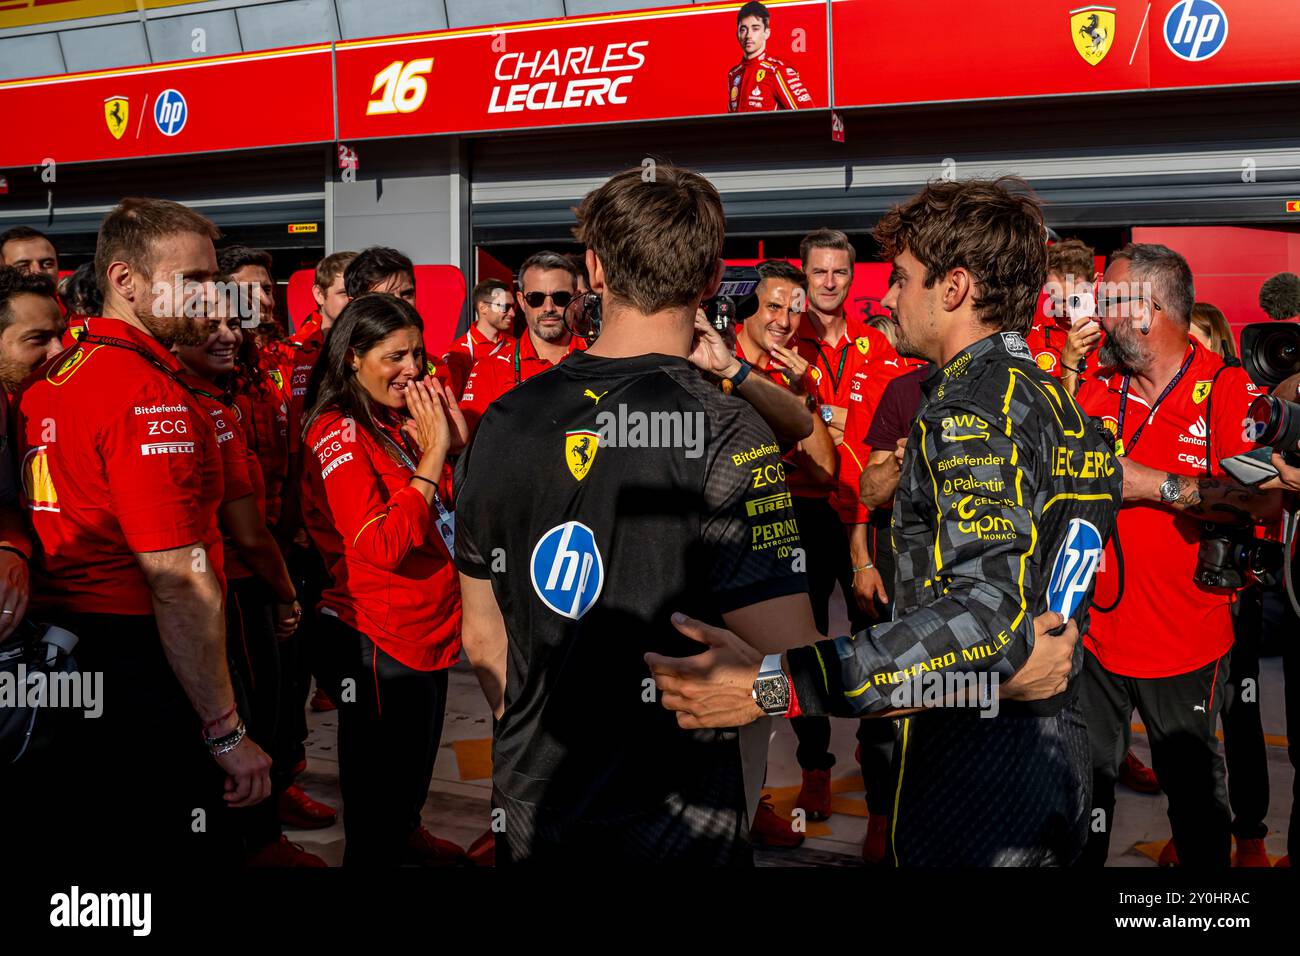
[1164,0,1228,62]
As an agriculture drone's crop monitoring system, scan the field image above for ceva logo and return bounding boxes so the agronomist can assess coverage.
[530,521,603,620]
[1164,0,1229,62]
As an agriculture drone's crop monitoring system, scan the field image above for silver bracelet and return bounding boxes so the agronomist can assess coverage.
[206,719,247,756]
[852,562,875,573]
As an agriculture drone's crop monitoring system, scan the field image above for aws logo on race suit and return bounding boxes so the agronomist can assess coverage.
[1047,518,1104,618]
[531,521,603,620]
[940,413,990,443]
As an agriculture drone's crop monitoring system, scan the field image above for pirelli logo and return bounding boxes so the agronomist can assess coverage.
[746,492,793,517]
[140,441,195,456]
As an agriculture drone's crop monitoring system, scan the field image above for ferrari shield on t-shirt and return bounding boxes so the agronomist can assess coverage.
[454,351,808,864]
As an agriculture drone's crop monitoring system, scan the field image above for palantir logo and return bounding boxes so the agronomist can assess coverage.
[1164,0,1228,62]
[1047,518,1104,619]
[153,89,188,136]
[530,521,603,620]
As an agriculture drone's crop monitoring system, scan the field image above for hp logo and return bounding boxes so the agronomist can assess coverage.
[153,89,188,136]
[530,521,603,620]
[1046,518,1104,619]
[1164,0,1228,62]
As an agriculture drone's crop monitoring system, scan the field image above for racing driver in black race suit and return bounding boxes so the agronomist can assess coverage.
[648,178,1123,867]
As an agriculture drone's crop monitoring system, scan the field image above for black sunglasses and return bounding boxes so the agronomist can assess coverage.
[523,290,573,309]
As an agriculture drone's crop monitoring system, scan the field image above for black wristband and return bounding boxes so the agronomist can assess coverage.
[729,359,753,389]
[411,475,438,488]
[0,545,29,563]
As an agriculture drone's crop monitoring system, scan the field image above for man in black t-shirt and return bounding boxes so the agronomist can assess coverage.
[453,165,811,864]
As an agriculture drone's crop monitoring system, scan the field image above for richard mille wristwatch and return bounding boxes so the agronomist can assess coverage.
[751,653,790,716]
[819,404,834,424]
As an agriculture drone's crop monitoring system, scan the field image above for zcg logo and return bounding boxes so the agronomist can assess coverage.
[530,521,603,620]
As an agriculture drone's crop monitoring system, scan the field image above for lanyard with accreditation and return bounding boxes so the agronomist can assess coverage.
[1113,346,1196,458]
[375,427,456,558]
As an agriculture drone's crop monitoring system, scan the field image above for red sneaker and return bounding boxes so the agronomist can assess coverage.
[750,795,804,848]
[795,768,832,822]
[1119,750,1161,794]
[246,835,328,868]
[1158,839,1179,867]
[467,830,495,867]
[862,814,889,865]
[1275,855,1290,868]
[310,688,337,712]
[1234,838,1270,867]
[403,826,468,867]
[278,784,337,830]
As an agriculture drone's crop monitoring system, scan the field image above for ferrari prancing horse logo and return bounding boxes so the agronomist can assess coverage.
[565,429,600,481]
[104,95,129,140]
[1071,6,1116,66]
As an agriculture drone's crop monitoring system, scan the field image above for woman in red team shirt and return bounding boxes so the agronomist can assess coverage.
[300,293,466,868]
[173,306,325,866]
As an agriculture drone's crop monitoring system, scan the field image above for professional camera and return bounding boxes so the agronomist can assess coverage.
[564,291,603,342]
[702,265,761,337]
[1239,322,1300,465]
[1194,524,1285,590]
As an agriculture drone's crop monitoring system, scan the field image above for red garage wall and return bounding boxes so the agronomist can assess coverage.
[1132,226,1300,339]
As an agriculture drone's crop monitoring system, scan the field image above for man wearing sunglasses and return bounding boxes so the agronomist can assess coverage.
[459,251,585,435]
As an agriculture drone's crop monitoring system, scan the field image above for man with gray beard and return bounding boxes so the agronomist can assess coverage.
[1075,243,1282,866]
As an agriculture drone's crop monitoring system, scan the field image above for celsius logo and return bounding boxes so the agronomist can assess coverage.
[530,521,603,620]
[153,89,188,136]
[1164,0,1228,62]
[1047,518,1104,619]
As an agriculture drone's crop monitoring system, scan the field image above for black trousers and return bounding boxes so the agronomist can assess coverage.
[10,612,240,868]
[1285,627,1300,861]
[788,496,895,814]
[1080,648,1232,867]
[1223,586,1269,840]
[318,613,449,868]
[892,702,1091,867]
[225,576,283,850]
[285,543,332,771]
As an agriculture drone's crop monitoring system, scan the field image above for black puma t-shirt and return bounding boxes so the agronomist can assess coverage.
[454,350,808,864]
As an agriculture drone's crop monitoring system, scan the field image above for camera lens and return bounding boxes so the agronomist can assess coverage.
[1249,394,1300,452]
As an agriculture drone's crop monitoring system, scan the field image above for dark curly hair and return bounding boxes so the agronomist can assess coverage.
[873,177,1047,335]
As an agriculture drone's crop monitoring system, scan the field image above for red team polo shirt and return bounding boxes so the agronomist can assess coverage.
[734,332,829,498]
[727,55,812,111]
[300,408,461,671]
[1076,344,1262,678]
[443,324,513,403]
[458,332,585,434]
[840,352,928,523]
[16,317,224,616]
[233,366,293,528]
[796,318,901,522]
[286,313,327,426]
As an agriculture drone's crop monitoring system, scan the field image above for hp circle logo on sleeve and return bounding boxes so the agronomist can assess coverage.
[1046,518,1104,619]
[1164,0,1228,62]
[153,89,188,136]
[530,521,603,620]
